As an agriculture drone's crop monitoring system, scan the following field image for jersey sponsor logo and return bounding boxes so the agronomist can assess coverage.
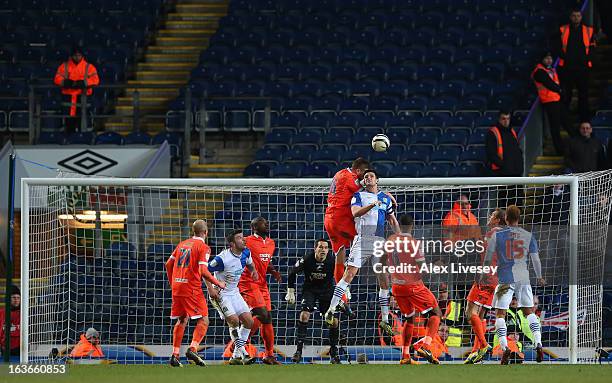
[259,253,272,262]
[310,272,327,280]
[174,278,188,283]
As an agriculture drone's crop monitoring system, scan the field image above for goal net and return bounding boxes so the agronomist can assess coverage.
[21,172,612,364]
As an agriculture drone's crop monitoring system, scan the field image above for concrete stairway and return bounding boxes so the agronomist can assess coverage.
[147,191,228,246]
[187,133,262,178]
[104,0,228,134]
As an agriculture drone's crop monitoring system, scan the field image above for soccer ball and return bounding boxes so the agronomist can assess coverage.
[371,134,390,152]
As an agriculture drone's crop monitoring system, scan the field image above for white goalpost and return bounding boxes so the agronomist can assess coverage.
[20,173,612,364]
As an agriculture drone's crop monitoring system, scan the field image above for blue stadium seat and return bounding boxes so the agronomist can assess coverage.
[468,130,488,145]
[271,163,302,177]
[95,131,123,145]
[243,163,271,177]
[255,147,285,163]
[460,146,486,162]
[420,163,452,177]
[65,132,95,145]
[401,145,433,163]
[311,147,341,163]
[38,131,65,145]
[325,128,353,145]
[283,147,311,163]
[411,128,440,146]
[389,163,423,177]
[429,146,462,163]
[301,163,330,177]
[438,129,469,146]
[124,131,151,145]
[292,130,321,146]
[265,129,293,147]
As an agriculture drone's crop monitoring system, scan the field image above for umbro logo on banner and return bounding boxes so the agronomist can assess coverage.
[57,150,118,175]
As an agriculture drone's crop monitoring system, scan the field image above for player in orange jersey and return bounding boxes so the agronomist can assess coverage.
[324,157,369,303]
[238,217,283,365]
[385,214,443,365]
[464,208,506,364]
[165,219,226,367]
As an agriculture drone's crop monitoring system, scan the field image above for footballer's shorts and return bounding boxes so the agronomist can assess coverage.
[324,212,357,254]
[240,283,272,311]
[467,282,495,309]
[214,292,251,318]
[392,283,438,317]
[492,282,534,310]
[170,292,208,320]
[346,235,384,269]
[300,288,334,314]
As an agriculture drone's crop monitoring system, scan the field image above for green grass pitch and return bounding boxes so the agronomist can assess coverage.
[3,364,612,383]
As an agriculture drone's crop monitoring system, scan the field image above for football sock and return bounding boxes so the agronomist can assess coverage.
[261,322,276,357]
[402,321,414,358]
[329,279,349,312]
[189,320,208,351]
[495,317,508,351]
[379,289,390,323]
[234,325,251,358]
[426,315,440,341]
[527,313,542,347]
[172,321,186,356]
[328,325,339,348]
[296,321,308,350]
[470,314,488,348]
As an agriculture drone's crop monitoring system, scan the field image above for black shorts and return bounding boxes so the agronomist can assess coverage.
[301,288,334,313]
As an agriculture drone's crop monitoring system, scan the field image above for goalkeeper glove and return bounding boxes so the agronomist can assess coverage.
[285,288,296,304]
[73,80,86,88]
[62,79,74,88]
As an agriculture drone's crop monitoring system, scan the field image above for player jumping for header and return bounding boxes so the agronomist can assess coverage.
[165,219,226,367]
[324,169,400,336]
[484,205,545,365]
[207,229,260,365]
[324,157,370,305]
[238,217,283,365]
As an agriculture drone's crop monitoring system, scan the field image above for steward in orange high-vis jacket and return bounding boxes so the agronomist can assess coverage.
[54,46,99,134]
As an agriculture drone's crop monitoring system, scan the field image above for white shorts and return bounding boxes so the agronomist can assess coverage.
[492,282,534,310]
[212,292,251,318]
[346,235,384,269]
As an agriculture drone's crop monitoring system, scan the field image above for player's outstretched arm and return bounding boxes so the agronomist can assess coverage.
[387,212,400,234]
[200,263,225,289]
[352,202,378,217]
[204,279,220,300]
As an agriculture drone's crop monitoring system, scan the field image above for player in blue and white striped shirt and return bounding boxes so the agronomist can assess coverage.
[325,169,400,336]
[484,205,546,364]
[207,229,259,365]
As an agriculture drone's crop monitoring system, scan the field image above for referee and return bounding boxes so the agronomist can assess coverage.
[285,239,341,364]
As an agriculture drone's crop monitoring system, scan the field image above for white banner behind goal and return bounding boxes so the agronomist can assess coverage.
[21,173,612,364]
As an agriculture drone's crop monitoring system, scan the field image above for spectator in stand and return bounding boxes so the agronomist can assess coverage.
[485,111,524,207]
[0,286,20,356]
[54,46,100,135]
[531,52,565,155]
[441,194,481,246]
[70,327,104,358]
[564,121,605,172]
[556,7,596,125]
